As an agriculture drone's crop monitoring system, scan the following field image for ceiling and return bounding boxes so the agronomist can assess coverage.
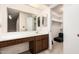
[52,4,63,15]
[7,4,63,19]
[27,4,63,15]
[27,4,54,10]
[51,4,63,20]
[44,4,53,7]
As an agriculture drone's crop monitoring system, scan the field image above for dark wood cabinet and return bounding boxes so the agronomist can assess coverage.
[29,34,49,54]
[42,38,48,50]
[35,39,42,53]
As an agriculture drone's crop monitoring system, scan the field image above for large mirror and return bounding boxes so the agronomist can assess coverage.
[7,8,37,32]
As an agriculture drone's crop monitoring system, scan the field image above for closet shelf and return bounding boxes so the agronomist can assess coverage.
[52,19,63,23]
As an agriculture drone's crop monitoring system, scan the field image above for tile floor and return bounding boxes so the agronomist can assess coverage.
[39,41,63,54]
[20,41,63,54]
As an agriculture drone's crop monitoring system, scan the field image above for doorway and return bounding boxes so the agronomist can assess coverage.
[50,4,63,54]
[7,8,19,32]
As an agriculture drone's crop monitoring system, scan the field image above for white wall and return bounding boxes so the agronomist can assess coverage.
[64,4,79,54]
[47,9,53,49]
[0,5,2,34]
[0,5,7,35]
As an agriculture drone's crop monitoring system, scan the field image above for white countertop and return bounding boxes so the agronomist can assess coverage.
[0,31,48,41]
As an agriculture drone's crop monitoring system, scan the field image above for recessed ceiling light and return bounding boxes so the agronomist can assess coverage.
[29,4,48,10]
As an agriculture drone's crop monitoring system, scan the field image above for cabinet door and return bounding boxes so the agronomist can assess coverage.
[29,35,49,54]
[35,39,42,53]
[42,35,48,50]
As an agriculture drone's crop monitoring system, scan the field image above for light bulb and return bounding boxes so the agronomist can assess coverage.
[9,15,12,20]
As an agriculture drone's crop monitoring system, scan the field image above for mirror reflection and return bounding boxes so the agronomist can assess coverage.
[7,8,36,32]
[38,17,40,27]
[42,17,47,26]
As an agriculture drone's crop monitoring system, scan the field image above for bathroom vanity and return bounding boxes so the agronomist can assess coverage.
[0,34,49,54]
[0,7,48,54]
